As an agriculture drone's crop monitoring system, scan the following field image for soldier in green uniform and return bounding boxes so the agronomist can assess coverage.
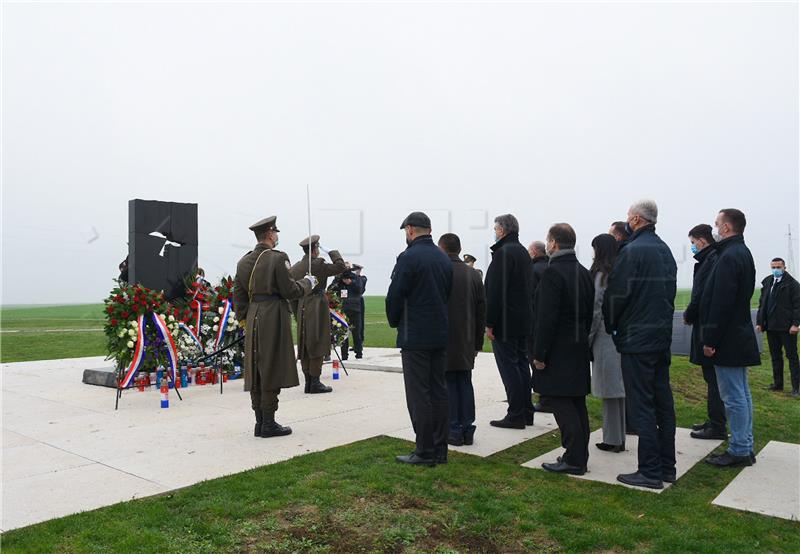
[233,216,316,438]
[290,235,348,393]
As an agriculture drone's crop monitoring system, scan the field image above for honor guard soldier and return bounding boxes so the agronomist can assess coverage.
[290,235,348,393]
[463,254,483,280]
[233,216,317,438]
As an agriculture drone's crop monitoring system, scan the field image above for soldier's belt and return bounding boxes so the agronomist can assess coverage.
[252,293,282,302]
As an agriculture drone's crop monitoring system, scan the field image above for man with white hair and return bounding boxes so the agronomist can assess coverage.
[603,200,677,489]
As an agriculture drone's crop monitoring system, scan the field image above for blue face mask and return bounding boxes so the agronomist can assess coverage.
[773,268,784,279]
[690,244,699,255]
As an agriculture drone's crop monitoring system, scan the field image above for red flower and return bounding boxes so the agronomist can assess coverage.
[106,305,114,313]
[121,311,129,318]
[111,318,118,326]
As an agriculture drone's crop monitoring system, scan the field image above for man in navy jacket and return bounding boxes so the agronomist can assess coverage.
[603,200,677,490]
[386,212,453,466]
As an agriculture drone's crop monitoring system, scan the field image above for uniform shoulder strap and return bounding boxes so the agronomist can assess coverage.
[248,249,271,302]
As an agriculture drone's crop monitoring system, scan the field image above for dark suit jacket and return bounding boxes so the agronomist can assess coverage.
[531,251,594,397]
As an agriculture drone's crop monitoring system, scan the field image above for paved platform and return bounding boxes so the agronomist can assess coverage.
[522,427,723,493]
[712,441,800,521]
[0,349,509,531]
[389,406,557,457]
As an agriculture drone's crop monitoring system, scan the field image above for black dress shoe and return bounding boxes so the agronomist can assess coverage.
[617,472,663,489]
[596,442,625,453]
[525,414,534,426]
[395,453,436,466]
[542,461,585,475]
[447,435,464,447]
[662,471,677,483]
[533,403,552,414]
[691,421,709,432]
[767,384,784,391]
[706,452,753,468]
[355,353,363,359]
[260,420,292,438]
[435,456,448,465]
[490,418,525,430]
[555,456,587,473]
[751,451,757,464]
[690,427,727,440]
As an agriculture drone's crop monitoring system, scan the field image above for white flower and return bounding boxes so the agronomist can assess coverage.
[214,317,220,323]
[129,321,138,328]
[128,329,137,337]
[168,315,175,322]
[127,340,134,348]
[213,325,219,332]
[218,307,224,314]
[118,330,125,338]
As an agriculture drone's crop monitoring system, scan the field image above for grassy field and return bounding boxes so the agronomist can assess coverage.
[0,290,751,363]
[2,294,796,552]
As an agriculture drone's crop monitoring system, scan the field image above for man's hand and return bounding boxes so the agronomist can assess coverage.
[703,345,716,358]
[756,325,763,333]
[533,359,546,370]
[486,327,495,341]
[305,274,318,289]
[790,325,799,335]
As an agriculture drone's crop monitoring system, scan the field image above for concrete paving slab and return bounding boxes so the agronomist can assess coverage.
[1,463,167,531]
[522,427,723,493]
[2,442,95,482]
[388,403,558,457]
[712,441,800,521]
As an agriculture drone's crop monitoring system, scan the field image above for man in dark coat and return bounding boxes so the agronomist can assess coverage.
[438,233,486,446]
[756,257,800,396]
[683,224,726,440]
[532,224,594,475]
[387,212,453,466]
[603,200,677,490]
[233,216,315,438]
[700,209,762,468]
[290,235,348,394]
[527,240,551,412]
[331,268,365,360]
[485,214,534,429]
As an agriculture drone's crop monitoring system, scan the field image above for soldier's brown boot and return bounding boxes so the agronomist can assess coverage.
[260,413,292,437]
[308,376,333,394]
[253,409,263,437]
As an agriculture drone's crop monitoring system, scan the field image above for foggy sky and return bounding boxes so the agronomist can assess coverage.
[2,1,798,304]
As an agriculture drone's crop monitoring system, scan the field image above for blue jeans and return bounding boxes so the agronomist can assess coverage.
[714,366,754,457]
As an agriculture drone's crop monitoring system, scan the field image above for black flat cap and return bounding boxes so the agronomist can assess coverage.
[400,211,431,229]
[249,216,279,233]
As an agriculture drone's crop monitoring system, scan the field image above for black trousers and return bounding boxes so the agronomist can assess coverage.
[341,309,363,358]
[401,349,449,459]
[701,364,727,432]
[492,336,534,424]
[621,351,676,480]
[767,330,800,391]
[549,396,590,468]
[445,371,476,440]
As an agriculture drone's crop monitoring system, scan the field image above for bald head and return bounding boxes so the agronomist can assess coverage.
[528,241,546,259]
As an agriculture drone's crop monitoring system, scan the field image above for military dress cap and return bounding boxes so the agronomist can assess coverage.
[352,263,363,270]
[463,254,477,263]
[399,211,431,229]
[299,234,320,247]
[249,216,279,233]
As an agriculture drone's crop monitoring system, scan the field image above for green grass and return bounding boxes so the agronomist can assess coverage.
[0,290,746,363]
[2,356,798,552]
[1,298,798,551]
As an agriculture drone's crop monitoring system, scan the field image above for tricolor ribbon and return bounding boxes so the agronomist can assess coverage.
[214,299,233,350]
[152,313,179,383]
[330,309,349,330]
[119,314,146,389]
[179,322,204,352]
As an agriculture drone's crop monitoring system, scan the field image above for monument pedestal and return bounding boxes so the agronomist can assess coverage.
[82,367,118,388]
